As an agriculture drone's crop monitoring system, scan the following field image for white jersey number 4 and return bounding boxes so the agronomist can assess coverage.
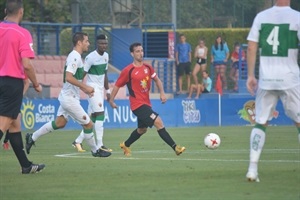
[260,24,298,57]
[266,26,279,54]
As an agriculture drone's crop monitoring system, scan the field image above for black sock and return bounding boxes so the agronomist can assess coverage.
[0,130,3,141]
[125,129,142,147]
[9,132,32,168]
[157,128,176,150]
[3,130,10,143]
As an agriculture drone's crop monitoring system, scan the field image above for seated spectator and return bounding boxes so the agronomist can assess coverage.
[187,70,212,99]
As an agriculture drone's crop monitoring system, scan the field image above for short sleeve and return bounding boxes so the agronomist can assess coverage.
[20,29,35,59]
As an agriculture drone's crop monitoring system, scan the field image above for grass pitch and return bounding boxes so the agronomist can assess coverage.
[0,126,299,200]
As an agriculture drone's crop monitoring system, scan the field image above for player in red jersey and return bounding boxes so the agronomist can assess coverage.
[109,42,186,156]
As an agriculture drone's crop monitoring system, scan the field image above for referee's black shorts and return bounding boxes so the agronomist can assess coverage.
[0,76,24,119]
[132,104,159,128]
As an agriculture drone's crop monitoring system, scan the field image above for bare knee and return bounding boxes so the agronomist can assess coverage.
[137,127,147,134]
[55,116,68,129]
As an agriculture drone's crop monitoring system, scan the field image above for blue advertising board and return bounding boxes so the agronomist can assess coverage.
[20,96,292,131]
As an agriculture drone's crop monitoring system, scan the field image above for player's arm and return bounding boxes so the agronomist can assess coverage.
[246,40,258,96]
[23,78,30,95]
[22,58,42,93]
[109,85,119,108]
[65,72,94,96]
[153,76,166,104]
[104,71,111,101]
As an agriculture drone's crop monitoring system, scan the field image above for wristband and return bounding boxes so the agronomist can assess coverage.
[106,89,111,94]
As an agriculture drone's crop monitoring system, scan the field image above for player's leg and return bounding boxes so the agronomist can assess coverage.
[132,104,185,155]
[72,104,93,152]
[68,99,110,157]
[89,89,112,152]
[279,85,300,143]
[2,130,10,150]
[25,106,67,154]
[246,89,278,182]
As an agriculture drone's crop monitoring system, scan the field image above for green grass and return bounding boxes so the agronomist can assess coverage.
[0,126,299,200]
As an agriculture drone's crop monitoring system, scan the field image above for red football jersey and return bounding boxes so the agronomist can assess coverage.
[115,63,157,111]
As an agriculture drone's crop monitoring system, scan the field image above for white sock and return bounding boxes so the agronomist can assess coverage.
[248,127,266,174]
[32,121,54,141]
[94,120,104,148]
[75,130,85,144]
[298,134,300,144]
[84,132,98,152]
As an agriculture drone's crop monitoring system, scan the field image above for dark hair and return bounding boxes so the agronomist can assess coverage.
[129,42,142,52]
[5,0,23,15]
[234,42,240,47]
[202,70,209,75]
[96,34,107,40]
[72,32,88,46]
[214,35,224,51]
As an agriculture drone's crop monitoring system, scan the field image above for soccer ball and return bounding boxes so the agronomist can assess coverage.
[204,133,221,149]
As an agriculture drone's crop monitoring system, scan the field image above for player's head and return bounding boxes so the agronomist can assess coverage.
[72,32,90,52]
[96,34,108,54]
[5,0,24,21]
[129,42,142,53]
[129,42,143,62]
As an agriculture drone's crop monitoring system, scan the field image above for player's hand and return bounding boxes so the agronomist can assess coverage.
[34,83,42,93]
[109,100,117,108]
[246,76,257,96]
[83,85,94,97]
[160,93,167,104]
[106,93,111,102]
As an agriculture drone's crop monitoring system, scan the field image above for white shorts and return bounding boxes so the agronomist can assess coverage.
[88,86,105,113]
[57,94,91,125]
[255,85,300,124]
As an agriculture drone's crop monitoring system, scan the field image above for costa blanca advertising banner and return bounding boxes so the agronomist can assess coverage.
[20,97,292,131]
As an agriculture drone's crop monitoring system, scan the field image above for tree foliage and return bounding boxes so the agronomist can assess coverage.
[0,0,299,27]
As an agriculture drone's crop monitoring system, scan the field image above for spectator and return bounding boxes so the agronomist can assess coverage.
[187,70,212,99]
[211,35,230,90]
[230,42,245,92]
[192,38,208,85]
[175,34,192,94]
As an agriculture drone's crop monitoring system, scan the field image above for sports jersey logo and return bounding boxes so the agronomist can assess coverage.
[144,68,148,74]
[21,101,35,129]
[140,76,149,90]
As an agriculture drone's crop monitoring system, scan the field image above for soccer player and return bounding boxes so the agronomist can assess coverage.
[25,32,110,157]
[246,0,300,182]
[72,34,112,156]
[0,0,45,174]
[109,42,186,156]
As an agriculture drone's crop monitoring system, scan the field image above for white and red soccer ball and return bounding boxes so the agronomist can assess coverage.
[204,133,221,149]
